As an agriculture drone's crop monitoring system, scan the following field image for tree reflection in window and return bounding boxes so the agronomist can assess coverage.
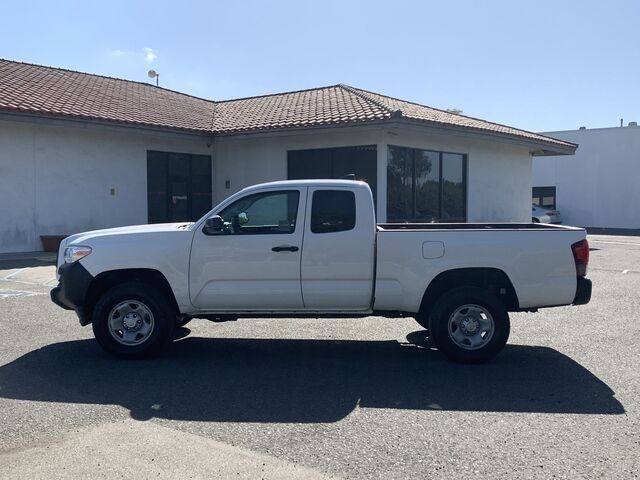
[387,146,466,223]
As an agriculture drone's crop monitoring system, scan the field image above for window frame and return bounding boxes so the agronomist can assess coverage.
[532,186,557,209]
[386,145,468,223]
[286,145,377,211]
[212,189,301,236]
[310,189,357,234]
[146,150,212,224]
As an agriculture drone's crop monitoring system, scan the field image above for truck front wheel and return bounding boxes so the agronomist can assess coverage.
[429,287,510,363]
[92,282,175,358]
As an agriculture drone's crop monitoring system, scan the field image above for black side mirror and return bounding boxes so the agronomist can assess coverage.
[202,215,225,235]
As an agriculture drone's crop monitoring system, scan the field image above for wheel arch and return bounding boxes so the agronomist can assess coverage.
[419,267,519,320]
[83,268,179,325]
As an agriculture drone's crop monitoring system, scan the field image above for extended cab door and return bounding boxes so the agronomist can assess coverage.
[189,188,306,310]
[301,186,376,310]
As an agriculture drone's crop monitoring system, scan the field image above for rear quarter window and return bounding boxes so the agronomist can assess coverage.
[311,190,356,234]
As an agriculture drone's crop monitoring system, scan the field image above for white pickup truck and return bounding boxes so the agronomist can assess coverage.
[51,180,591,363]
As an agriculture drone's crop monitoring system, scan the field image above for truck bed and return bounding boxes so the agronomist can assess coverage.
[373,223,586,312]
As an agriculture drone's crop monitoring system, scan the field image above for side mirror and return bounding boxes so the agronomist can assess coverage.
[202,215,225,235]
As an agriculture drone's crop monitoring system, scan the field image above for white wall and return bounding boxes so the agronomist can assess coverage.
[212,127,385,208]
[0,118,212,252]
[1,116,535,253]
[379,124,533,223]
[533,126,640,229]
[213,124,533,224]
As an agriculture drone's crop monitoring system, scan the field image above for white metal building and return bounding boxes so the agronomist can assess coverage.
[0,59,576,253]
[533,124,640,230]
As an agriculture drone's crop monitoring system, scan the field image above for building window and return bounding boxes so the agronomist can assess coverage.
[287,145,377,209]
[387,146,467,222]
[532,186,557,209]
[311,190,356,234]
[147,151,212,223]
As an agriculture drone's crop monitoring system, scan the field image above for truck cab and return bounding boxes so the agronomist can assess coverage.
[189,181,376,312]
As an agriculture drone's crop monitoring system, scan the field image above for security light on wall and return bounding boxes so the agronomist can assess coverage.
[148,70,159,86]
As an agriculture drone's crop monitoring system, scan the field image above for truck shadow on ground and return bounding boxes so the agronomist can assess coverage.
[0,331,624,423]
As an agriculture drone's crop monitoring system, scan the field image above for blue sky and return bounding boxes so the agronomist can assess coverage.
[2,0,638,132]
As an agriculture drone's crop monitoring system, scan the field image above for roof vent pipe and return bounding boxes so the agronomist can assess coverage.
[621,118,624,127]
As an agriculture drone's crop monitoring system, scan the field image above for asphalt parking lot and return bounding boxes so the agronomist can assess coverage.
[0,236,639,479]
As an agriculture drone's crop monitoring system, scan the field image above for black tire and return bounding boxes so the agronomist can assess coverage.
[413,313,429,330]
[175,317,192,327]
[532,217,540,223]
[92,282,175,359]
[429,286,510,363]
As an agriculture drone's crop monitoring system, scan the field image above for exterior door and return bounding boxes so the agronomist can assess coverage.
[147,151,212,223]
[189,188,306,310]
[301,186,376,310]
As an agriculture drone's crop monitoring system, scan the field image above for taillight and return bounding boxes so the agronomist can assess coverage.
[571,239,589,276]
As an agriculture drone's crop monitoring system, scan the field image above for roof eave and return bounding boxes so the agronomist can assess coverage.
[529,145,577,156]
[0,109,213,138]
[0,107,579,156]
[390,117,577,156]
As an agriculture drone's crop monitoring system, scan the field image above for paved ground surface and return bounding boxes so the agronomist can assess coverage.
[0,236,638,479]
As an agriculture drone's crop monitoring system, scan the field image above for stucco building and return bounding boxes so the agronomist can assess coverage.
[0,59,575,253]
[533,124,640,230]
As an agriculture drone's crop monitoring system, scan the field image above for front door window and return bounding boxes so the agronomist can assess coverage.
[217,191,300,235]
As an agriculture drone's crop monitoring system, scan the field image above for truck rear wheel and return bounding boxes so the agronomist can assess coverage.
[92,282,175,358]
[429,286,510,363]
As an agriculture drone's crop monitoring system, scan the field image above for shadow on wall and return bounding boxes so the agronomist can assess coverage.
[0,331,624,423]
[0,252,56,270]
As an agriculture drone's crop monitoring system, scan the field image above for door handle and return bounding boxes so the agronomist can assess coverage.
[272,245,299,252]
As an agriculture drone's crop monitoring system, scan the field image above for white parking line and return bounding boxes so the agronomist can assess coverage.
[2,268,27,280]
[0,289,46,298]
[0,277,54,287]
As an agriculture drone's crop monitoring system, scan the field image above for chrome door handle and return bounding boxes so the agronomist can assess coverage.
[272,245,299,252]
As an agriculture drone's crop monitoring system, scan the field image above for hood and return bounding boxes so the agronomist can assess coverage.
[55,222,194,280]
[63,222,193,246]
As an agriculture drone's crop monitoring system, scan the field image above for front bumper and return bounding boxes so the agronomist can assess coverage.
[50,261,94,324]
[572,276,592,305]
[50,285,73,310]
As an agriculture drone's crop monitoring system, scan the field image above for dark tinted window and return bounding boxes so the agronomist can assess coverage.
[532,186,557,209]
[147,151,212,223]
[288,145,377,211]
[387,146,466,223]
[311,190,356,234]
[441,153,465,222]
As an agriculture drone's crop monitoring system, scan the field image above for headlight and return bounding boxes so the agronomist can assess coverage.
[64,246,92,263]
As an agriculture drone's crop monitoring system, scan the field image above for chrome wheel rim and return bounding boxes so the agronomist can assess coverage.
[108,300,155,346]
[448,304,494,350]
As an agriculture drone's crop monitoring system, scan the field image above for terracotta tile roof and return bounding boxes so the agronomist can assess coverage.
[0,59,214,133]
[211,85,391,134]
[340,86,576,150]
[0,59,575,152]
